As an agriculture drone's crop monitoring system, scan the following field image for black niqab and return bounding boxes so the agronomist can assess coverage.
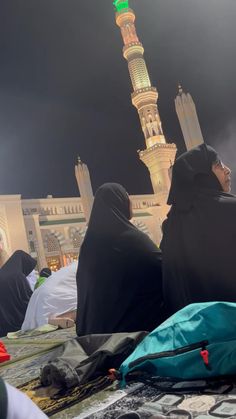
[161,144,236,314]
[76,183,164,336]
[0,250,36,337]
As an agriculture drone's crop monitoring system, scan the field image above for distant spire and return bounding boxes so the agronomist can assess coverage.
[178,83,183,95]
[77,156,82,165]
[175,86,204,150]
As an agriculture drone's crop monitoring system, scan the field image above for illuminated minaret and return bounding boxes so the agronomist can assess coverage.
[114,0,177,203]
[175,84,204,150]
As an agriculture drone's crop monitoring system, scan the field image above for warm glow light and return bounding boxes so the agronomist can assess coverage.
[113,0,129,12]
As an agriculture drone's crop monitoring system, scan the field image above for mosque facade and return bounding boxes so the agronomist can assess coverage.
[0,182,169,271]
[0,0,204,271]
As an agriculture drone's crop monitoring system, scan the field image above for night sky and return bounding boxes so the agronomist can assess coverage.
[0,0,235,198]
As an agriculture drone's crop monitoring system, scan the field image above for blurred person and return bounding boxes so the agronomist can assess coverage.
[22,262,77,331]
[0,250,36,337]
[0,377,47,419]
[26,269,38,291]
[34,267,52,290]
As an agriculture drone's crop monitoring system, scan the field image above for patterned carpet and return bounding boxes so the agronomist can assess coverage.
[74,377,236,419]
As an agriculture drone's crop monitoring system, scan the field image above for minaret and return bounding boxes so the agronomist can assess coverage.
[175,84,204,151]
[75,158,94,223]
[114,0,177,203]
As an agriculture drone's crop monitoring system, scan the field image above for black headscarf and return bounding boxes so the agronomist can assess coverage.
[39,268,52,278]
[76,183,164,336]
[168,143,222,211]
[0,250,36,337]
[83,182,134,240]
[161,144,236,315]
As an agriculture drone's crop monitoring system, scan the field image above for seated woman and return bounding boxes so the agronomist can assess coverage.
[161,143,235,315]
[0,250,36,337]
[76,182,164,336]
[21,261,77,331]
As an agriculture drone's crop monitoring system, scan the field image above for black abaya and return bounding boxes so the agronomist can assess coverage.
[161,144,236,314]
[0,250,36,337]
[76,183,164,336]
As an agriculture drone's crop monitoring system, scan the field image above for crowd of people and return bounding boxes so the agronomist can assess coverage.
[0,143,235,418]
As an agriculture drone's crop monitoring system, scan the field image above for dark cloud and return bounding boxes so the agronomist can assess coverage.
[0,0,235,197]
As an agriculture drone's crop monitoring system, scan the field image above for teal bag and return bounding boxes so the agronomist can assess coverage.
[120,302,236,383]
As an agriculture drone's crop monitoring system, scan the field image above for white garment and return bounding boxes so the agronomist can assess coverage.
[6,382,48,419]
[26,269,38,291]
[21,262,78,331]
[0,248,9,269]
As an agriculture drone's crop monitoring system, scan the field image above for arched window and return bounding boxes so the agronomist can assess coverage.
[45,234,61,253]
[72,231,83,249]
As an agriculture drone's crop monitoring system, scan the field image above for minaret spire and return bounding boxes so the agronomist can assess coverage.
[175,84,204,150]
[75,158,94,223]
[114,0,177,203]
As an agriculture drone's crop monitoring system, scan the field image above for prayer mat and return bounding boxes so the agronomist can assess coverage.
[0,327,76,386]
[73,377,236,419]
[18,376,113,417]
[7,324,58,339]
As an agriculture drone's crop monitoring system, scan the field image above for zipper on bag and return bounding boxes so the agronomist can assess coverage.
[128,340,211,370]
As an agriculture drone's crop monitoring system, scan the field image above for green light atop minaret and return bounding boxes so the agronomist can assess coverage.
[113,0,129,12]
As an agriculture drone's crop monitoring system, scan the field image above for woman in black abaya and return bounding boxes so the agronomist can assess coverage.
[76,183,164,336]
[161,143,235,315]
[0,250,36,337]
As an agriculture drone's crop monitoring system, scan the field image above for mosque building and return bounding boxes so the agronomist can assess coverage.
[0,0,203,271]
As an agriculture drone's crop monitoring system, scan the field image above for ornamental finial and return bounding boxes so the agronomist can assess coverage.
[178,83,183,94]
[113,0,129,12]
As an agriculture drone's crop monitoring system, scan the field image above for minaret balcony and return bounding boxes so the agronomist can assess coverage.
[146,135,166,148]
[132,88,158,108]
[116,9,136,27]
[139,142,177,157]
[123,43,144,59]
